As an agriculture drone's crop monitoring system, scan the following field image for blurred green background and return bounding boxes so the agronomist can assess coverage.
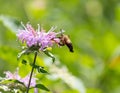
[1,0,120,93]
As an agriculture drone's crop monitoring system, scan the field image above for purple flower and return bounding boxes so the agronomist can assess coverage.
[4,69,21,80]
[20,74,36,87]
[4,69,38,93]
[17,23,60,51]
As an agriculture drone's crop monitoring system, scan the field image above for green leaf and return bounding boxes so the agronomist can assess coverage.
[43,50,55,63]
[17,45,40,60]
[35,84,50,91]
[32,65,49,74]
[17,48,32,60]
[17,48,28,60]
[37,67,49,74]
[22,59,27,65]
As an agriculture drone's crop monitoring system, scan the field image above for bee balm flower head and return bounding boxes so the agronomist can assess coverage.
[4,69,38,93]
[4,69,37,87]
[17,23,60,51]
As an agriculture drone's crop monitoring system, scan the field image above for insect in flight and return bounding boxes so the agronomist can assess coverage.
[58,29,74,52]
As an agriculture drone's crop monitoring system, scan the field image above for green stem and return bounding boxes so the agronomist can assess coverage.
[26,52,37,93]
